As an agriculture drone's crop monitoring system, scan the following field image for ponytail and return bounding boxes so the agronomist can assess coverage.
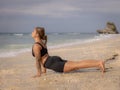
[43,35,47,45]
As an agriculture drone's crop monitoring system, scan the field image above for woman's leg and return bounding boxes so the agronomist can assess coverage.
[63,60,105,73]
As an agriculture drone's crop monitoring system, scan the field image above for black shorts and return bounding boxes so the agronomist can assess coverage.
[44,56,67,72]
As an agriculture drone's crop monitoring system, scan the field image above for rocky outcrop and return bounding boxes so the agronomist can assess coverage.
[97,22,119,34]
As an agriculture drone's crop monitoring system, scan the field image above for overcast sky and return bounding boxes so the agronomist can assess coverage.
[0,0,120,33]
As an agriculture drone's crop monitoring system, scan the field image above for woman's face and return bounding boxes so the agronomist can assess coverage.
[32,29,37,38]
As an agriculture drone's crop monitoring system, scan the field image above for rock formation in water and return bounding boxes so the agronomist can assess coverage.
[97,22,119,34]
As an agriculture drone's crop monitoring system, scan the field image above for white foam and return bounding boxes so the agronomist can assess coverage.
[13,33,24,36]
[0,48,31,58]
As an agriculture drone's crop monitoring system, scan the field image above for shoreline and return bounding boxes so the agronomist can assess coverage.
[0,34,120,90]
[0,34,117,58]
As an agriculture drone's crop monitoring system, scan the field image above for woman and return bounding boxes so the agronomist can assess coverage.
[32,27,105,78]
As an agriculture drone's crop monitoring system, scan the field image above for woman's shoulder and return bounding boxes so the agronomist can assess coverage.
[33,43,42,50]
[35,42,47,48]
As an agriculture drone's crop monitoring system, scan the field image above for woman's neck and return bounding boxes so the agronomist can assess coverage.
[34,37,41,43]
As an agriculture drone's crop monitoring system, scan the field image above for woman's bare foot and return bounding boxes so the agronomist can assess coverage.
[99,61,105,74]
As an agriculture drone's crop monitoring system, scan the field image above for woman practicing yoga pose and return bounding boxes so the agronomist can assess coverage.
[32,27,105,78]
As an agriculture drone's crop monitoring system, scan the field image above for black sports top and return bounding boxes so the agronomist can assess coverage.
[32,42,48,57]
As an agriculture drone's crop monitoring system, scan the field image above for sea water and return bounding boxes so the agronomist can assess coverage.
[0,32,115,58]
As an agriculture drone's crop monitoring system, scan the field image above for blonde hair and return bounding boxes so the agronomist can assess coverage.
[35,27,47,45]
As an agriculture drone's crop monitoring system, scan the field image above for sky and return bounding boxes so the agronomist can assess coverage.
[0,0,120,33]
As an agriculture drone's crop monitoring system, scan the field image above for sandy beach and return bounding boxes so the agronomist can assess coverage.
[0,35,120,90]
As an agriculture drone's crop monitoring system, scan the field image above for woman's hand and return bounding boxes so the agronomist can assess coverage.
[32,73,41,78]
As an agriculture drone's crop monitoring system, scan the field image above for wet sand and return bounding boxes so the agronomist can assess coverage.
[0,35,120,90]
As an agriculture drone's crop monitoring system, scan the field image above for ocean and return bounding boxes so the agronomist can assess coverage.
[0,32,115,58]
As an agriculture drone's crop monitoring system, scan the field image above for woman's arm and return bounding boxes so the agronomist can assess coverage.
[33,44,42,78]
[41,63,46,73]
